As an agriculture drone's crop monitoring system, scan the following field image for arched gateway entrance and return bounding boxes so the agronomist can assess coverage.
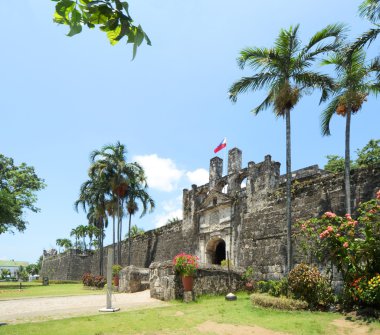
[206,238,226,265]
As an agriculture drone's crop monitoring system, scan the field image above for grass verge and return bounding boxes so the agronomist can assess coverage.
[0,282,105,300]
[1,293,379,335]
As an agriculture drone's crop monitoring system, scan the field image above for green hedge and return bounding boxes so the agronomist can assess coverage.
[250,293,308,311]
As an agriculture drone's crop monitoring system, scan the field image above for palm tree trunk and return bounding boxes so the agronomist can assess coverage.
[99,221,103,276]
[285,107,293,274]
[345,108,352,214]
[112,215,116,264]
[119,199,124,265]
[128,213,132,266]
[117,196,121,265]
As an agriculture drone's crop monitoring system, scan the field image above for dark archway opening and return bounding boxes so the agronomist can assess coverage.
[214,240,226,265]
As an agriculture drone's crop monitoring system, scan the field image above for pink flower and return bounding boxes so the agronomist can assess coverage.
[327,226,334,232]
[343,242,349,248]
[376,190,380,200]
[345,213,352,220]
[301,224,307,230]
[336,233,341,237]
[324,211,336,218]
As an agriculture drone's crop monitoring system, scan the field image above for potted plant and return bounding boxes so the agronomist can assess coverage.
[242,266,255,293]
[112,264,122,287]
[173,252,199,291]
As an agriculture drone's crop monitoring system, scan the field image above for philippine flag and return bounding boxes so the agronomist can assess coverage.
[214,138,227,154]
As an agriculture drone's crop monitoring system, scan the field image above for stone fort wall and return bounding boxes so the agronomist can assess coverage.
[41,149,380,281]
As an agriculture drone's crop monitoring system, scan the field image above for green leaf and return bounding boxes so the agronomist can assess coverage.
[106,25,122,45]
[71,8,82,24]
[56,0,75,21]
[67,24,82,37]
[53,11,65,24]
[121,2,130,16]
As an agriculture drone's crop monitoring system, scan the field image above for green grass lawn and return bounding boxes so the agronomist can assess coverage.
[1,293,379,335]
[0,282,105,300]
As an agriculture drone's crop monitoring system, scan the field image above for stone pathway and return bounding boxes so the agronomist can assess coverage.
[0,290,168,324]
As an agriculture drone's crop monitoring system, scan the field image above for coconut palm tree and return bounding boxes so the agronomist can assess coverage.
[320,47,380,214]
[228,24,344,272]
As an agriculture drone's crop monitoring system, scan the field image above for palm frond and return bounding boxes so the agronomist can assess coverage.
[304,23,347,53]
[251,91,274,115]
[237,47,273,70]
[321,96,340,136]
[350,26,380,52]
[293,72,335,91]
[228,73,277,102]
[359,0,380,23]
[275,24,301,59]
[367,82,380,96]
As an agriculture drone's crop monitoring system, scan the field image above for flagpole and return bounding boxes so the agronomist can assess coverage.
[224,141,227,176]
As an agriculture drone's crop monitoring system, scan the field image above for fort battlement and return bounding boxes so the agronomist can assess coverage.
[41,148,380,281]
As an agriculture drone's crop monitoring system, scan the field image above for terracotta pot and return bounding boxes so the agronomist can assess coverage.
[113,275,119,287]
[181,275,194,292]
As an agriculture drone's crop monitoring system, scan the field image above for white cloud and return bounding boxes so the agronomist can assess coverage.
[133,154,184,192]
[155,208,183,228]
[186,168,209,186]
[153,197,183,228]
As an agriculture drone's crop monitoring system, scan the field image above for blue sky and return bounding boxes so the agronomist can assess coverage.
[0,1,378,264]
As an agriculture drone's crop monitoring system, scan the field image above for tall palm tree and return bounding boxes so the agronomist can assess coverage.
[90,142,130,265]
[89,142,153,266]
[75,224,88,251]
[75,177,108,275]
[70,227,80,251]
[125,171,155,265]
[228,24,344,272]
[320,47,380,214]
[56,238,73,253]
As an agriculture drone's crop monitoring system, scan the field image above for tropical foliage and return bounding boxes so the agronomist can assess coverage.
[351,0,380,52]
[52,0,150,58]
[74,141,154,273]
[320,47,380,213]
[228,23,344,271]
[81,272,106,288]
[324,138,380,173]
[287,263,334,309]
[295,191,380,307]
[128,224,145,238]
[0,154,45,235]
[56,238,73,253]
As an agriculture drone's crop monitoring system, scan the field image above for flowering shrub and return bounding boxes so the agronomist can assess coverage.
[295,191,380,307]
[82,272,106,288]
[350,274,380,306]
[173,252,199,276]
[82,272,94,287]
[288,263,334,308]
[256,279,288,297]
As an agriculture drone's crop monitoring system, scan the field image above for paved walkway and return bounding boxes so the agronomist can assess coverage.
[0,290,168,324]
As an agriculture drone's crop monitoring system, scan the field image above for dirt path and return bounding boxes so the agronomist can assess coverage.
[0,290,168,324]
